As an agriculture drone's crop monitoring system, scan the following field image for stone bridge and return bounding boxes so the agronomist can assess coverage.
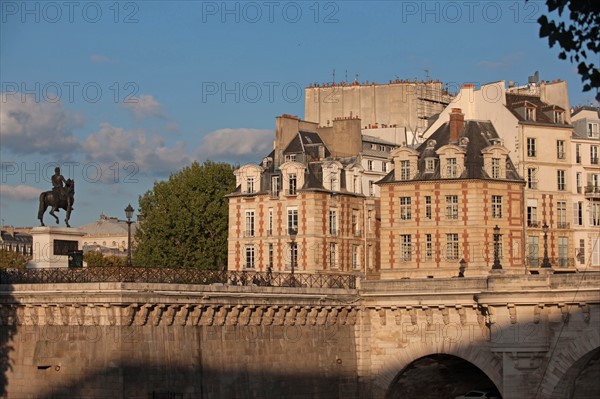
[1,272,599,398]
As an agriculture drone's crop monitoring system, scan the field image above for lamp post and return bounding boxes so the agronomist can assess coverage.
[492,225,502,269]
[289,228,297,285]
[541,223,552,268]
[124,204,134,267]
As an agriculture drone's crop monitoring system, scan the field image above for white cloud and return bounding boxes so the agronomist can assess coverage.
[82,123,192,176]
[0,184,40,201]
[0,94,82,155]
[122,95,165,119]
[198,128,273,161]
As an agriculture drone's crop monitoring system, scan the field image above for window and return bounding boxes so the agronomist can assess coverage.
[424,196,432,220]
[528,236,539,266]
[446,234,459,260]
[578,239,585,265]
[245,210,255,237]
[285,154,297,162]
[588,122,599,139]
[593,238,600,266]
[329,243,337,269]
[446,158,458,178]
[527,205,538,227]
[287,208,298,234]
[245,245,255,268]
[400,235,412,262]
[382,162,388,173]
[527,168,537,189]
[368,210,373,232]
[352,209,359,236]
[445,195,459,220]
[557,170,566,191]
[556,140,565,159]
[558,237,568,267]
[425,234,433,261]
[592,203,600,227]
[329,176,337,191]
[525,107,535,121]
[367,160,374,171]
[271,175,280,197]
[352,245,359,269]
[400,160,410,180]
[288,173,297,195]
[591,146,599,165]
[576,144,581,163]
[368,181,375,196]
[268,208,273,236]
[557,201,568,229]
[268,243,274,268]
[246,177,255,193]
[577,172,582,193]
[492,195,502,218]
[554,111,564,124]
[400,197,412,220]
[527,138,536,157]
[491,158,501,178]
[329,208,337,235]
[573,202,583,226]
[425,158,435,173]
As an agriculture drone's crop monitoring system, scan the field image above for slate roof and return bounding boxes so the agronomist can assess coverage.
[378,119,523,184]
[79,214,137,236]
[505,93,570,126]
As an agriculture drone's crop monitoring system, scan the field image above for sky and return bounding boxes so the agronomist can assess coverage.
[0,0,597,228]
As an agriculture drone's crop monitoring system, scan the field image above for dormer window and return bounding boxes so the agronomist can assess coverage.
[285,154,297,163]
[588,123,599,139]
[246,177,255,193]
[554,111,564,124]
[399,160,410,180]
[491,158,500,179]
[425,158,436,173]
[525,107,535,121]
[446,158,458,178]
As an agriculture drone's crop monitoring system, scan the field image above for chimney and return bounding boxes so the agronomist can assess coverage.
[449,108,464,144]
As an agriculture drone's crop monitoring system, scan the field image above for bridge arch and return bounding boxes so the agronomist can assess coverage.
[384,353,501,399]
[545,327,600,399]
[373,344,503,399]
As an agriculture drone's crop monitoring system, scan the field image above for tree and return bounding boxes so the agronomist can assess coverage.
[534,0,600,101]
[0,249,28,269]
[134,160,236,269]
[83,252,127,267]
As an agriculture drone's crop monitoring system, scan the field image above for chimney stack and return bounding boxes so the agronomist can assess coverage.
[449,108,464,144]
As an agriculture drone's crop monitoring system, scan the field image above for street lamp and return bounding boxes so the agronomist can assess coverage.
[289,228,297,284]
[492,225,502,269]
[541,223,552,268]
[124,203,134,267]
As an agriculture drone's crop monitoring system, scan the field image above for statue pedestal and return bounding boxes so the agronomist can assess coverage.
[27,227,85,269]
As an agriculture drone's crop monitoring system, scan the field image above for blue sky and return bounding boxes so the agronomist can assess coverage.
[1,0,597,228]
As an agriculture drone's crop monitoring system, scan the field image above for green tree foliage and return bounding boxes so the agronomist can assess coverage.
[83,251,127,267]
[134,160,236,269]
[535,0,599,101]
[0,249,28,269]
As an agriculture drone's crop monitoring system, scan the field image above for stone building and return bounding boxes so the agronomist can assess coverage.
[570,106,600,269]
[0,226,32,256]
[79,214,137,256]
[227,114,382,274]
[377,109,525,278]
[424,79,591,270]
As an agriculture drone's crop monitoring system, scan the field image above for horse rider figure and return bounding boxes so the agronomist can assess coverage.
[51,167,72,210]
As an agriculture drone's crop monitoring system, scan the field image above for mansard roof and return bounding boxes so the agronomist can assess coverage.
[505,92,570,126]
[378,119,523,184]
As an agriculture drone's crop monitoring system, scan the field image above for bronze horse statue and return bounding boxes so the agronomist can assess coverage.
[38,179,75,227]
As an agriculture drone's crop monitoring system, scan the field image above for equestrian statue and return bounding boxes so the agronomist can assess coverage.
[38,167,75,228]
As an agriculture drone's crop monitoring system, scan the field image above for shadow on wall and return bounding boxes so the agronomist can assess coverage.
[30,362,359,399]
[0,283,16,398]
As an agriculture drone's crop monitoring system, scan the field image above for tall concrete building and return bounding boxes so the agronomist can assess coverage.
[304,79,453,145]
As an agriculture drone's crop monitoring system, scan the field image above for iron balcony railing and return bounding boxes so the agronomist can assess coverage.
[0,267,356,289]
[525,257,575,268]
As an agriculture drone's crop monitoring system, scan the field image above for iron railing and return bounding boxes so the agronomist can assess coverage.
[0,267,356,289]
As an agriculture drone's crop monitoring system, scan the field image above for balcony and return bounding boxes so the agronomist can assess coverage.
[526,257,575,268]
[557,222,570,229]
[592,157,599,165]
[286,189,297,196]
[269,190,280,199]
[329,229,339,237]
[527,221,540,228]
[244,230,255,238]
[585,186,600,198]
